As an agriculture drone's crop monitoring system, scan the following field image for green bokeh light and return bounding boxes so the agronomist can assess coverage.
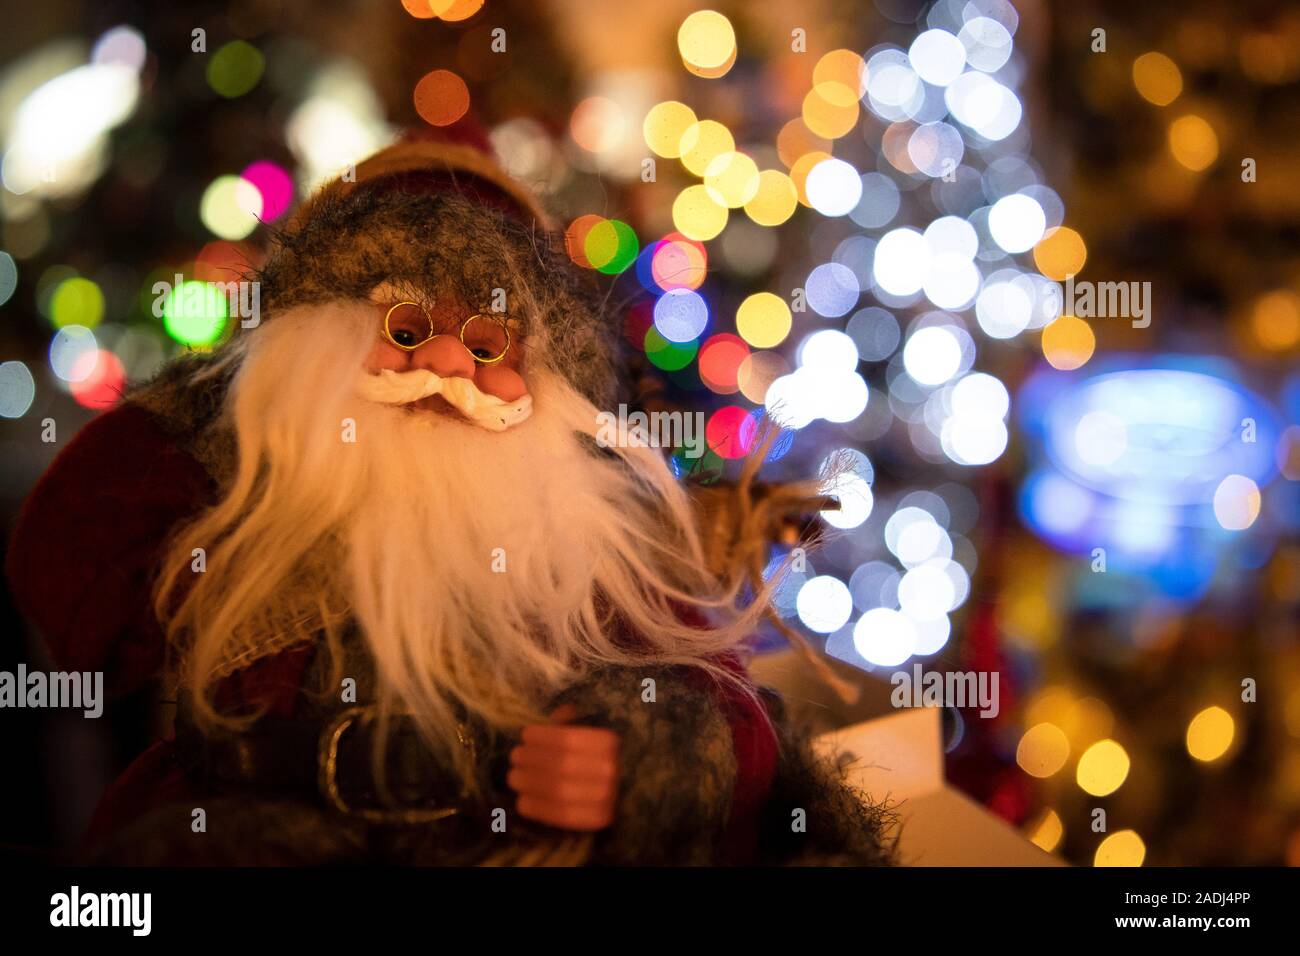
[49,277,105,329]
[585,219,639,275]
[207,41,265,98]
[163,281,227,346]
[644,326,698,371]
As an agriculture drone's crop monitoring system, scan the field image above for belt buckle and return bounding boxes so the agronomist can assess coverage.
[318,705,461,824]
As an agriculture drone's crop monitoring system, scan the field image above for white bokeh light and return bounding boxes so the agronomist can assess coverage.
[853,608,918,667]
[797,575,854,633]
[874,227,931,296]
[941,415,1009,465]
[821,472,875,529]
[903,326,963,386]
[806,158,864,217]
[951,372,1010,420]
[989,193,1047,253]
[798,329,859,374]
[909,29,967,87]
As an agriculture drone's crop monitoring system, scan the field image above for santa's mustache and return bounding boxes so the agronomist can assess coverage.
[356,368,533,432]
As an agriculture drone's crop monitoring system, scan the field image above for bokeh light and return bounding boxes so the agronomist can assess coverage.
[207,41,264,98]
[200,175,263,241]
[677,11,737,79]
[1016,723,1070,778]
[1076,739,1131,796]
[415,70,471,128]
[1168,114,1219,171]
[1094,830,1146,867]
[1186,706,1235,762]
[1041,315,1096,371]
[1133,52,1183,106]
[736,292,792,348]
[643,101,697,158]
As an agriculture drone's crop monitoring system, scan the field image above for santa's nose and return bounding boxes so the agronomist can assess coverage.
[411,334,476,380]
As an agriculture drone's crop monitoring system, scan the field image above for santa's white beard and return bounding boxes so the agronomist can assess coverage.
[165,304,755,783]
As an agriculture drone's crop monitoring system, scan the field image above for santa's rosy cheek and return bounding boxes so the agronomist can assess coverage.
[365,340,410,372]
[475,364,527,402]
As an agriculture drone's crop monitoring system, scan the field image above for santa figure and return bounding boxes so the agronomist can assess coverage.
[7,127,891,865]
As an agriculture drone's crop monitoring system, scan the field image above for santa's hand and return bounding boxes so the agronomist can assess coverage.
[508,704,619,832]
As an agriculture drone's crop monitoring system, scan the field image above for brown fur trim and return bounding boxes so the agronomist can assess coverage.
[122,351,238,491]
[756,689,899,866]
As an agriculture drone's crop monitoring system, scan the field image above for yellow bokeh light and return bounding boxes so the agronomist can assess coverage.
[672,184,728,241]
[813,49,866,103]
[736,292,793,348]
[430,0,484,21]
[744,170,798,227]
[1042,315,1096,371]
[1132,52,1183,106]
[704,151,761,208]
[1033,226,1088,281]
[1076,739,1130,796]
[643,101,698,159]
[1250,289,1300,351]
[201,175,262,240]
[1094,830,1146,867]
[1027,809,1063,853]
[49,277,105,330]
[1017,722,1071,778]
[1186,705,1235,763]
[1168,114,1219,171]
[679,120,736,177]
[677,10,736,78]
[803,84,860,139]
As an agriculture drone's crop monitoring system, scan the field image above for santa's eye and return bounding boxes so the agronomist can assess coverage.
[383,301,434,350]
[459,313,512,364]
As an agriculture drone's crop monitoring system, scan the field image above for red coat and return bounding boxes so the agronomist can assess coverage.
[6,402,778,862]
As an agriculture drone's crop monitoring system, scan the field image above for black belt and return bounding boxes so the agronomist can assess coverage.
[176,704,477,824]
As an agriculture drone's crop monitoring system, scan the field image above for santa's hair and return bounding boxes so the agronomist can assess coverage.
[155,303,767,789]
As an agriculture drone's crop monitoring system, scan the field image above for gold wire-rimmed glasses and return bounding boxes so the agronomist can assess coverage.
[382,301,512,365]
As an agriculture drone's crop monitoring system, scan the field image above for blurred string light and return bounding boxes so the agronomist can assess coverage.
[0,252,17,306]
[1132,51,1182,106]
[201,175,263,240]
[1077,738,1131,796]
[552,5,1070,670]
[0,360,36,418]
[162,280,228,347]
[207,40,264,98]
[401,0,486,19]
[1027,809,1064,853]
[1168,114,1219,172]
[240,161,294,222]
[1,29,144,197]
[677,10,737,79]
[1094,830,1146,867]
[415,69,471,127]
[1016,722,1070,778]
[1186,705,1235,763]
